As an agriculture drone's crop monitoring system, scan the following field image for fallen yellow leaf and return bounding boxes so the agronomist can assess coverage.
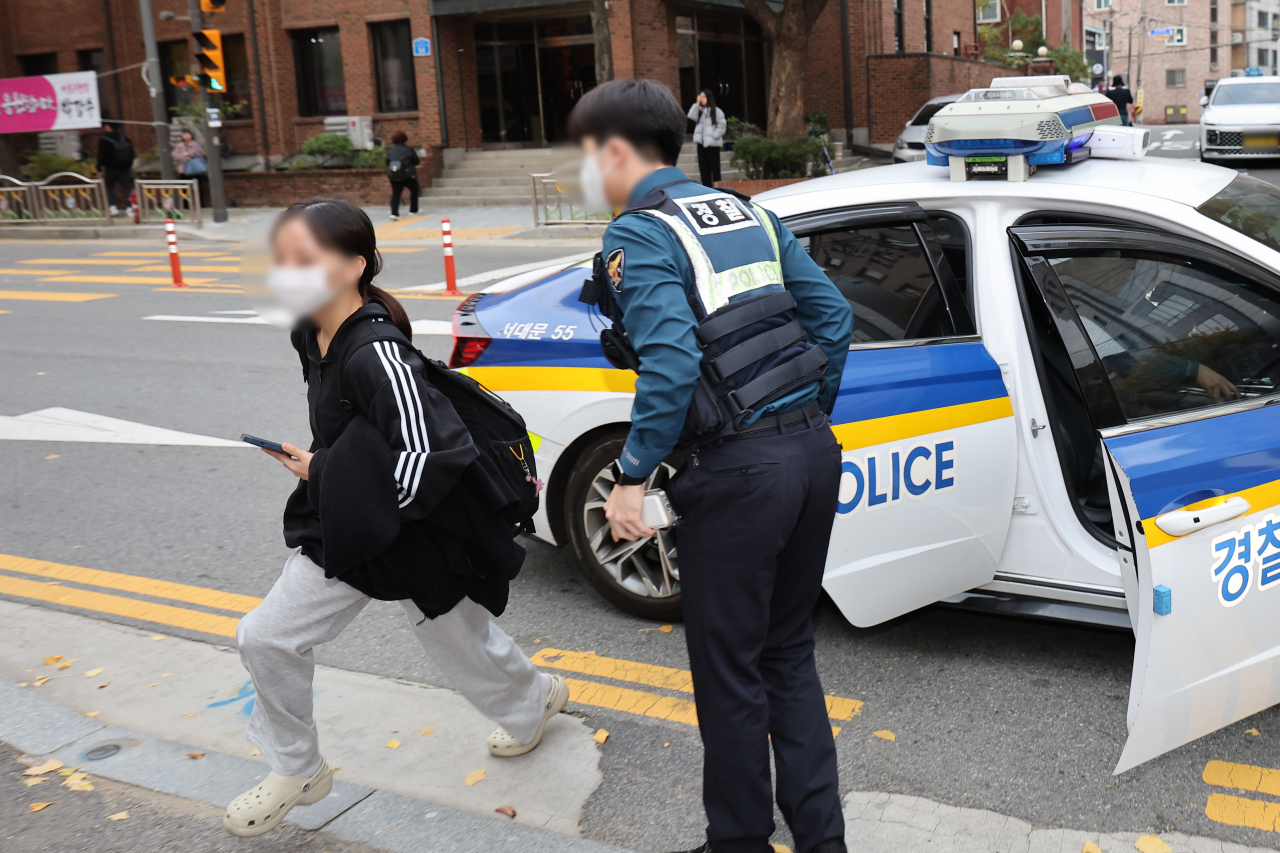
[23,778,45,787]
[593,729,610,744]
[148,683,159,688]
[65,780,94,792]
[97,682,109,689]
[1247,728,1261,736]
[658,625,673,633]
[44,454,59,460]
[495,805,517,818]
[182,713,197,718]
[421,729,434,737]
[62,772,87,783]
[106,811,129,821]
[663,742,670,748]
[22,760,62,776]
[464,768,486,786]
[187,753,205,760]
[1083,843,1103,853]
[55,660,75,670]
[385,739,401,750]
[1134,836,1172,853]
[33,677,51,687]
[251,748,261,756]
[42,656,63,665]
[83,711,99,718]
[57,768,76,777]
[83,668,104,678]
[771,845,793,853]
[873,730,896,742]
[29,803,53,812]
[150,635,165,641]
[17,683,27,687]
[161,673,174,678]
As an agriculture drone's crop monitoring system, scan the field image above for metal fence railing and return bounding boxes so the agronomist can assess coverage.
[136,179,202,228]
[0,173,110,224]
[530,172,612,226]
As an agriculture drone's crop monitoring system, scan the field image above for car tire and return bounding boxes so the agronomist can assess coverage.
[562,430,683,622]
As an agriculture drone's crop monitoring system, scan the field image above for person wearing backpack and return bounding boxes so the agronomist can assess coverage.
[96,121,136,216]
[386,131,420,220]
[223,197,566,838]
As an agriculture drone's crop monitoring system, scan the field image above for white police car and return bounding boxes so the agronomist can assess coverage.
[452,80,1280,772]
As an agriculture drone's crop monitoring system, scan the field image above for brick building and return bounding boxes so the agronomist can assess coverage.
[0,0,1057,173]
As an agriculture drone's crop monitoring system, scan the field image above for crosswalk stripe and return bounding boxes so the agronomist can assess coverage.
[130,265,241,273]
[41,275,218,285]
[0,574,240,637]
[0,553,262,613]
[95,251,226,257]
[0,290,116,302]
[22,258,152,266]
[0,268,76,276]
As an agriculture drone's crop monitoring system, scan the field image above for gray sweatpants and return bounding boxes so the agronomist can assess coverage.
[237,550,551,777]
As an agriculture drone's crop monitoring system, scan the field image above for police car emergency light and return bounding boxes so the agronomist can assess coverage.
[924,75,1146,181]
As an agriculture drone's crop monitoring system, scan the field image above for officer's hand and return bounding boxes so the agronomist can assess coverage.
[1196,363,1241,400]
[605,483,655,542]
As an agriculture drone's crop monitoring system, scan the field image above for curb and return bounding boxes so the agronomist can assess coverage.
[0,676,635,853]
[0,225,233,243]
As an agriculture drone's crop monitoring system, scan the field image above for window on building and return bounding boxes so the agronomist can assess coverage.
[953,31,961,56]
[1260,48,1274,68]
[1168,26,1187,45]
[77,48,117,119]
[1210,0,1217,25]
[158,39,197,115]
[1260,11,1270,29]
[894,0,904,52]
[924,0,933,52]
[19,53,58,76]
[1211,45,1219,70]
[976,0,1000,24]
[222,34,253,118]
[1165,0,1186,5]
[1166,68,1186,86]
[292,28,347,117]
[1094,0,1111,9]
[370,20,417,113]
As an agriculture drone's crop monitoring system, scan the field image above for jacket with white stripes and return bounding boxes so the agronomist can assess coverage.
[283,302,475,568]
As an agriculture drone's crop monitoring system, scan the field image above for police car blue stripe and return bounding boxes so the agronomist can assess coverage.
[830,342,1008,425]
[1105,403,1280,519]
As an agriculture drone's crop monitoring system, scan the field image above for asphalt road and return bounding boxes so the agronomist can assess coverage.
[4,162,1280,853]
[1142,123,1280,186]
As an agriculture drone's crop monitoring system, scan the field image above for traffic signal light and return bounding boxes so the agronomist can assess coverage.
[169,74,200,89]
[193,29,226,93]
[200,0,226,13]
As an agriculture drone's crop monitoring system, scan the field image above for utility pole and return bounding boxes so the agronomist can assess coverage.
[1134,0,1148,124]
[137,0,176,179]
[188,0,228,222]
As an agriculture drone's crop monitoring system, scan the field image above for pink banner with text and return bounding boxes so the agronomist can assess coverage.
[0,71,101,135]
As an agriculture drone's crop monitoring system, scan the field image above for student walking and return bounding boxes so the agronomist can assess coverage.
[224,198,567,838]
[386,131,420,220]
[96,121,136,216]
[686,89,726,187]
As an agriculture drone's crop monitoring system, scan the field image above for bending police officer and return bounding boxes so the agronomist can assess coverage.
[568,80,854,853]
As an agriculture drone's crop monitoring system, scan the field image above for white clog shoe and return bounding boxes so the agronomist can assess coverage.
[488,674,569,757]
[223,759,333,837]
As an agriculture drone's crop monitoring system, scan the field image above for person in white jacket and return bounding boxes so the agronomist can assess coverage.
[687,89,726,187]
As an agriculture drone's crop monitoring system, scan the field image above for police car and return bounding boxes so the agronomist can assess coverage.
[452,76,1280,772]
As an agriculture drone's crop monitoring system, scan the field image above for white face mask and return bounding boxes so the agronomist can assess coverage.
[268,265,336,318]
[579,151,611,213]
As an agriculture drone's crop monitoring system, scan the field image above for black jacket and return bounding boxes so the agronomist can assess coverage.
[386,144,420,182]
[96,131,134,170]
[282,302,525,617]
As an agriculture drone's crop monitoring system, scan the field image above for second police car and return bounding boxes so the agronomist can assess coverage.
[450,76,1280,773]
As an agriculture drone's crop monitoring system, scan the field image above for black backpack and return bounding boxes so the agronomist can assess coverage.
[103,134,135,169]
[326,318,540,534]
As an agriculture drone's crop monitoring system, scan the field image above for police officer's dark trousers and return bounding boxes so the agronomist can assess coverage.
[668,411,844,853]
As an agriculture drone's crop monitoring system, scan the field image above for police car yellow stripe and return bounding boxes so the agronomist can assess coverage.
[466,365,637,394]
[831,397,1014,452]
[1142,478,1280,550]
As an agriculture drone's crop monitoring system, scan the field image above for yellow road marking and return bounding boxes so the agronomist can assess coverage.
[0,310,9,315]
[40,275,217,285]
[378,247,427,253]
[130,265,241,273]
[152,286,243,293]
[94,251,225,257]
[566,677,700,725]
[0,553,261,613]
[1205,793,1280,832]
[825,695,864,721]
[0,290,116,302]
[0,574,239,638]
[22,258,150,266]
[1204,760,1280,796]
[0,268,76,276]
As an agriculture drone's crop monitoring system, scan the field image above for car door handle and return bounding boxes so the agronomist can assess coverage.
[1155,496,1251,537]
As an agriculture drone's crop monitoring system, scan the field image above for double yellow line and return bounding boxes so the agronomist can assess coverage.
[1204,760,1280,832]
[0,552,866,734]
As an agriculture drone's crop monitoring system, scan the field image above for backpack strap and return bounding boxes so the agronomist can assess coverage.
[290,327,310,383]
[333,317,420,414]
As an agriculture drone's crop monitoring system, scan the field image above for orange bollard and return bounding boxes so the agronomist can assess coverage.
[442,217,459,296]
[166,217,184,288]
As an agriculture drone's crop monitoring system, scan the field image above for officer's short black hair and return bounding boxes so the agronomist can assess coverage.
[568,79,686,166]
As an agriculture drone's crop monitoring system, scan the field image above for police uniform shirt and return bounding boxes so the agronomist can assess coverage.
[604,166,854,481]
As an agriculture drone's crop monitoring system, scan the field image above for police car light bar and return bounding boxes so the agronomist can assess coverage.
[1085,125,1150,160]
[923,76,1129,182]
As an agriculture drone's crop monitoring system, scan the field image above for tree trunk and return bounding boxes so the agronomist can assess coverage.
[739,0,830,139]
[591,0,614,85]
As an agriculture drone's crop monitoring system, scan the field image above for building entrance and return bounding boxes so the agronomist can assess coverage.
[676,11,768,130]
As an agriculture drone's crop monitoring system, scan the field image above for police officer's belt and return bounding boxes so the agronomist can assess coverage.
[734,401,824,437]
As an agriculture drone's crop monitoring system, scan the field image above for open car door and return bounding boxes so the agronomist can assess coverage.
[787,202,1017,627]
[1012,224,1280,774]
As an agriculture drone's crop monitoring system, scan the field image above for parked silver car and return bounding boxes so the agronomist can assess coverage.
[1200,76,1280,163]
[892,94,960,162]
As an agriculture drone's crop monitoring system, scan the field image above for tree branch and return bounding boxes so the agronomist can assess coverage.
[803,0,831,31]
[738,0,780,39]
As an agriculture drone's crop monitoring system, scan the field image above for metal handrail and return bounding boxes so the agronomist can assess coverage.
[0,172,109,224]
[136,179,202,228]
[529,172,612,226]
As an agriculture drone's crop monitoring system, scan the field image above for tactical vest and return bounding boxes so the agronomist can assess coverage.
[579,180,828,446]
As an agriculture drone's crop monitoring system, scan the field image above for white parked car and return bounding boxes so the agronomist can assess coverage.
[1200,75,1280,163]
[892,94,960,162]
[452,151,1280,773]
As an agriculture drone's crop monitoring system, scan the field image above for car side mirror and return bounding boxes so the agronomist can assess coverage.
[905,120,912,127]
[1199,95,1209,106]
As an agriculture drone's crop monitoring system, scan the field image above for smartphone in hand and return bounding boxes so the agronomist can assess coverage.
[241,434,288,455]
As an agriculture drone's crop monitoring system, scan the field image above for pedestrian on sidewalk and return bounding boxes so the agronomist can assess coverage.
[96,121,136,217]
[572,80,852,853]
[224,197,567,838]
[171,129,207,177]
[386,131,420,220]
[687,89,726,187]
[1106,76,1135,126]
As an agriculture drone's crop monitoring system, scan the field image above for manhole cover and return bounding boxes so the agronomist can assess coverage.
[85,743,121,761]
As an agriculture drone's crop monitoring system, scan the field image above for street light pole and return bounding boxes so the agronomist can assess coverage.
[187,0,228,222]
[137,0,176,179]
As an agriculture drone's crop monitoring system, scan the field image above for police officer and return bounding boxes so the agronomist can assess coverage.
[569,80,853,853]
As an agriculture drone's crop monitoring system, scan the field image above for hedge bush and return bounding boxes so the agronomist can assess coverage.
[730,135,824,180]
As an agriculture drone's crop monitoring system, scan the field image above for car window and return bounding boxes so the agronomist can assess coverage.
[1048,250,1280,421]
[911,102,951,126]
[1198,174,1280,256]
[1212,82,1280,105]
[803,222,956,343]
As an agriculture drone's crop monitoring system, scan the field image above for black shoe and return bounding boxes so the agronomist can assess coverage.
[811,839,848,853]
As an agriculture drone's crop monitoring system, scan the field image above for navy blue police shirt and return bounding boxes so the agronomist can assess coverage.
[605,166,854,481]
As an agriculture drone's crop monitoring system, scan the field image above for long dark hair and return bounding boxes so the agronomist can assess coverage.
[274,197,412,339]
[699,88,717,116]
